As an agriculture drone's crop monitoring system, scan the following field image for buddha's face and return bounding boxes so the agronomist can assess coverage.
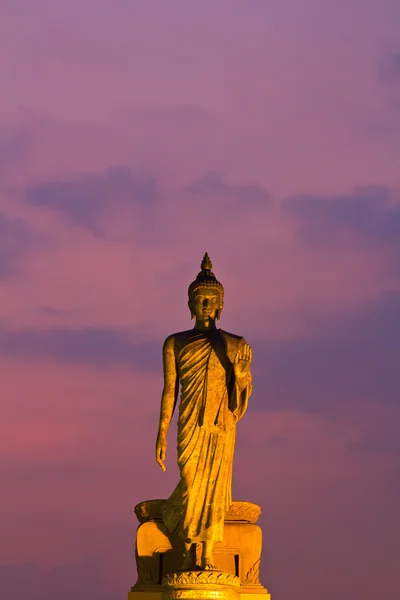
[189,287,223,322]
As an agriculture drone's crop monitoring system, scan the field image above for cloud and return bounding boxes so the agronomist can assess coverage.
[0,357,398,600]
[235,407,400,600]
[2,290,400,418]
[251,291,400,414]
[282,185,400,246]
[377,48,400,113]
[0,213,42,278]
[0,126,32,176]
[0,559,121,600]
[379,49,400,83]
[388,51,400,79]
[186,171,271,209]
[25,167,158,238]
[38,306,80,317]
[1,4,399,600]
[0,326,160,369]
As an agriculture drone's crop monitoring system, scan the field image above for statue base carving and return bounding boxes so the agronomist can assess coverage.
[127,500,271,600]
[162,571,240,600]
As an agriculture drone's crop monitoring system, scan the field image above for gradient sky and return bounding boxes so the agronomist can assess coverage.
[1,2,400,599]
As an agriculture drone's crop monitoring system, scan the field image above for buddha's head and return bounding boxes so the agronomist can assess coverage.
[188,253,224,323]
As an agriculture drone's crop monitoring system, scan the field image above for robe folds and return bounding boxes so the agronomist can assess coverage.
[162,328,252,544]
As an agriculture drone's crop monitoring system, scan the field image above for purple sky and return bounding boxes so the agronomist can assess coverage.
[1,1,400,599]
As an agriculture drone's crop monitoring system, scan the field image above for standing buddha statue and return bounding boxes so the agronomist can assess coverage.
[156,253,252,571]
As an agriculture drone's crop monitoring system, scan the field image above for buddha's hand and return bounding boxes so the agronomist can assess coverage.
[156,431,167,472]
[233,343,252,381]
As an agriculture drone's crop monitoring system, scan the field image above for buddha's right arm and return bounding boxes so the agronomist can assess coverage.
[158,335,178,436]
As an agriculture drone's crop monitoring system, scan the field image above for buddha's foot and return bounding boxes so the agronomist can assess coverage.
[203,563,219,571]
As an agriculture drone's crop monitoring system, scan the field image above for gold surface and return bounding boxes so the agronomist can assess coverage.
[155,255,252,570]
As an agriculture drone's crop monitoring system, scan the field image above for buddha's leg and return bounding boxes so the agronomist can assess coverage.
[201,540,218,570]
[180,541,196,571]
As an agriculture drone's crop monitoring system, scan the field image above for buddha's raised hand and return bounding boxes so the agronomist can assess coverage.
[233,343,252,380]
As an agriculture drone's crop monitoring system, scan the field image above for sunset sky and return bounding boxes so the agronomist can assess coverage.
[1,1,400,599]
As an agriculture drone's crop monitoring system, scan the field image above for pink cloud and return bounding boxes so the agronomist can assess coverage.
[2,354,398,599]
[1,1,400,198]
[1,3,400,599]
[1,172,398,341]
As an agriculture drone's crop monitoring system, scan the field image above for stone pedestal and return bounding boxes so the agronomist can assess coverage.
[128,500,271,600]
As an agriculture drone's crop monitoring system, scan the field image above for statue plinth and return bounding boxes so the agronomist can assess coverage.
[127,500,271,600]
[162,571,240,600]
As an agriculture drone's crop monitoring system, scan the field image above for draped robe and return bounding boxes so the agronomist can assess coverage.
[162,328,252,543]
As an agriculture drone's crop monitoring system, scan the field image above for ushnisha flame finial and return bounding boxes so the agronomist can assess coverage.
[201,252,213,272]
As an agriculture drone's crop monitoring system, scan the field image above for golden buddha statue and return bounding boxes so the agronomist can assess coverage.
[156,253,252,572]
